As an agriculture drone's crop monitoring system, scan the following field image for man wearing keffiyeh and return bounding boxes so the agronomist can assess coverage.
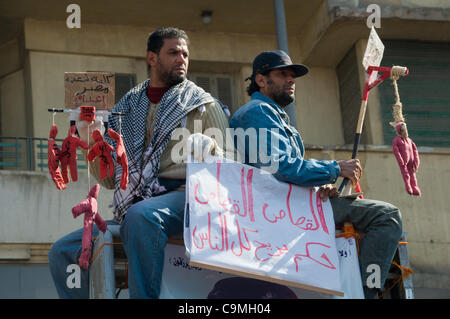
[48,27,229,299]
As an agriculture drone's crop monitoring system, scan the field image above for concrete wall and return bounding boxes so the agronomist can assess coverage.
[295,67,345,146]
[0,38,27,137]
[0,70,27,137]
[0,170,115,243]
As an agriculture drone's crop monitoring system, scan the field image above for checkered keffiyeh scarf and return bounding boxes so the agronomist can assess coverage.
[106,79,214,222]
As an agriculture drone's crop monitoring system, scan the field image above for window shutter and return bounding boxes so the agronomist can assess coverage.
[195,76,212,93]
[337,47,370,145]
[115,73,136,103]
[378,40,450,147]
[216,77,233,109]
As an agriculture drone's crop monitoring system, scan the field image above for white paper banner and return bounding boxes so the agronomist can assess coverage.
[184,157,343,296]
[362,26,385,84]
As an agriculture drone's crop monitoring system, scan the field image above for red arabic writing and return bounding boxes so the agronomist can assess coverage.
[191,161,336,272]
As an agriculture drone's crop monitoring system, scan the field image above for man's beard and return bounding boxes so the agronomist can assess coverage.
[267,79,294,107]
[157,59,186,87]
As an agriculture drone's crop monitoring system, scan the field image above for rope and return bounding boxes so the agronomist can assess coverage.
[87,122,91,190]
[89,242,122,265]
[390,66,408,80]
[389,66,408,127]
[335,224,360,255]
[119,114,123,137]
[379,241,413,299]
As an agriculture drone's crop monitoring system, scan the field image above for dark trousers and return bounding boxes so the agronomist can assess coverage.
[330,197,403,291]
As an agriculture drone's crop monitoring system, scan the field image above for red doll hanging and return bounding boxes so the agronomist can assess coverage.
[71,184,107,270]
[389,69,421,196]
[60,125,89,184]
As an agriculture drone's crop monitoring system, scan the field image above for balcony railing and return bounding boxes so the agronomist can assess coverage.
[0,136,88,172]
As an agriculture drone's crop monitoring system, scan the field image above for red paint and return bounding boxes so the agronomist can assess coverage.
[246,168,255,222]
[254,241,288,262]
[315,192,329,235]
[262,203,286,224]
[230,218,258,257]
[293,242,336,272]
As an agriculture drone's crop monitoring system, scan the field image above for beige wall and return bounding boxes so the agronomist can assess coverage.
[23,19,303,63]
[0,170,115,243]
[295,67,345,145]
[0,39,23,78]
[0,38,26,137]
[0,70,27,137]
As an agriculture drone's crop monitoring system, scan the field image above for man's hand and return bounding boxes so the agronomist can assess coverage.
[338,159,362,187]
[318,184,339,202]
[186,133,216,162]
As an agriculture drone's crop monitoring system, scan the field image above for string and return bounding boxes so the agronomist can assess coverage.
[87,122,91,190]
[119,114,123,136]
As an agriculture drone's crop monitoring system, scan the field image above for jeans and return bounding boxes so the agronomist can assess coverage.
[48,190,185,299]
[330,197,403,295]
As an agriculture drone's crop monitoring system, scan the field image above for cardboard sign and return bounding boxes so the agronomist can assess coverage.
[184,157,343,296]
[362,26,384,84]
[64,72,115,110]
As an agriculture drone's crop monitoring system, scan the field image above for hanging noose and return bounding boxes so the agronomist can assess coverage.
[389,66,408,127]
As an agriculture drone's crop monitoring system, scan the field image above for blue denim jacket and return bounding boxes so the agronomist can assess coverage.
[229,92,340,187]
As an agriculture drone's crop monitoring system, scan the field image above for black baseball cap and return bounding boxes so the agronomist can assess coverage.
[250,50,309,79]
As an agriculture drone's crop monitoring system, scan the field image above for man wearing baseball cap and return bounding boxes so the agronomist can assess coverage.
[229,50,403,299]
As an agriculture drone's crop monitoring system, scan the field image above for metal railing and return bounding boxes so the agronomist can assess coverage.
[0,136,88,172]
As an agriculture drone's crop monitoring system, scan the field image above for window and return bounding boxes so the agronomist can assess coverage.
[378,40,450,147]
[337,47,370,145]
[188,72,236,114]
[115,73,136,103]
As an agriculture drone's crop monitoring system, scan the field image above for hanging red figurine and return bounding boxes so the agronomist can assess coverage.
[87,129,115,179]
[108,128,129,190]
[47,124,67,190]
[389,67,421,196]
[60,125,89,184]
[71,184,107,270]
[392,122,421,196]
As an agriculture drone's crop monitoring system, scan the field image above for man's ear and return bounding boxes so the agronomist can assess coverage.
[146,51,157,68]
[255,74,266,90]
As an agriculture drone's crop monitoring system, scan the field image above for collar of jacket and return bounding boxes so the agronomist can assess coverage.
[250,91,291,125]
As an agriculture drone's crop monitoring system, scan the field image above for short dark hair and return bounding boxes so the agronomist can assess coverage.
[146,27,189,53]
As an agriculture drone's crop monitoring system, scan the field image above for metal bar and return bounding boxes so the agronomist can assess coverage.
[26,137,32,171]
[274,0,289,54]
[89,228,116,299]
[273,0,298,129]
[39,138,44,172]
[398,232,415,299]
[15,137,19,169]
